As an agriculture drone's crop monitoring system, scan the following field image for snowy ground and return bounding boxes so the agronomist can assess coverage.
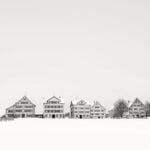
[0,118,150,150]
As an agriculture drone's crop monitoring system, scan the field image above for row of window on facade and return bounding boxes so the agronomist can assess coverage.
[4,96,147,119]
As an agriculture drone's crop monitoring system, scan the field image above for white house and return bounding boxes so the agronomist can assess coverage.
[6,96,36,118]
[129,98,146,118]
[70,100,91,119]
[90,101,106,118]
[43,96,65,118]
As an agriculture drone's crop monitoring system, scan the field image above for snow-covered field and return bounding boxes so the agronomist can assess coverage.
[0,118,150,150]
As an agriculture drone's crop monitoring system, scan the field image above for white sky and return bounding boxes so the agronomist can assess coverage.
[0,0,150,114]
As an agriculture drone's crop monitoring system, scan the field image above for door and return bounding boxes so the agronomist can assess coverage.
[52,114,55,119]
[22,114,25,118]
[79,115,82,119]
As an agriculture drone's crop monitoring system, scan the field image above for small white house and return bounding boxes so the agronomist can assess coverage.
[129,98,146,118]
[70,100,91,119]
[90,101,106,118]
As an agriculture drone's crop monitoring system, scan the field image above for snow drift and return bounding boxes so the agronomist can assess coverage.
[0,118,150,150]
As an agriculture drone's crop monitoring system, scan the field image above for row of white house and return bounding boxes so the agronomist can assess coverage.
[70,100,106,119]
[5,96,106,119]
[5,96,146,119]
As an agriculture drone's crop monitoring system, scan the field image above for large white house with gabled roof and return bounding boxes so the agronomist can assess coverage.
[70,100,91,119]
[43,96,65,118]
[6,96,36,118]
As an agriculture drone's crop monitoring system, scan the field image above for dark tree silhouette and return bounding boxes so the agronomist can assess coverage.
[113,99,128,118]
[145,101,150,117]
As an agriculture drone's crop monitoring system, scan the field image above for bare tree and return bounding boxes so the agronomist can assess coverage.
[145,101,150,117]
[113,99,128,118]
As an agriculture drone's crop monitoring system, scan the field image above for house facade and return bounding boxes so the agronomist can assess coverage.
[43,96,65,118]
[90,101,106,118]
[70,100,91,119]
[129,98,146,118]
[6,96,36,118]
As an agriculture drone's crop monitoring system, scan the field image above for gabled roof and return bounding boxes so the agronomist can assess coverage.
[17,96,36,106]
[46,96,64,103]
[71,99,90,105]
[91,101,105,110]
[91,101,100,106]
[6,104,15,110]
[6,96,36,110]
[129,98,145,108]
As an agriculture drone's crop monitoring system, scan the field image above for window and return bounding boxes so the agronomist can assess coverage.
[79,111,83,113]
[49,101,58,104]
[15,106,22,108]
[94,110,100,112]
[25,106,33,108]
[21,102,29,104]
[45,105,63,109]
[24,110,32,112]
[8,114,14,117]
[8,110,13,113]
[15,110,22,112]
[95,106,99,109]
